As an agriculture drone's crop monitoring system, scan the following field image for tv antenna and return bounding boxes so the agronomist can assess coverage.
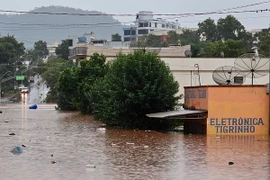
[212,66,246,85]
[234,53,269,85]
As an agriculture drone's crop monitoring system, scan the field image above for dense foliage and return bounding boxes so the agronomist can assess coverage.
[41,58,75,103]
[55,40,70,60]
[93,51,180,130]
[55,53,107,111]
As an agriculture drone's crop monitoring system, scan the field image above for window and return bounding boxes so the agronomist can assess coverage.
[143,22,148,27]
[131,30,136,35]
[162,24,165,28]
[149,23,151,27]
[138,29,148,34]
[139,23,143,27]
[124,30,131,35]
[155,23,157,28]
[124,37,131,41]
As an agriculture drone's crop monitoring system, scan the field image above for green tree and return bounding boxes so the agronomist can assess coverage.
[33,40,49,59]
[93,51,180,130]
[258,35,270,57]
[75,53,107,114]
[0,35,25,65]
[166,31,180,45]
[55,40,69,60]
[137,34,165,47]
[201,39,245,57]
[111,33,122,41]
[42,58,75,102]
[179,29,200,46]
[55,67,79,111]
[198,18,218,41]
[217,15,245,41]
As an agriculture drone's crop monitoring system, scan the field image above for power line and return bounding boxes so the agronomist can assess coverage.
[221,0,270,11]
[0,8,269,17]
[164,1,270,20]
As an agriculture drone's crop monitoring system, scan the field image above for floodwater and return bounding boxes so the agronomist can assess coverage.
[0,103,270,180]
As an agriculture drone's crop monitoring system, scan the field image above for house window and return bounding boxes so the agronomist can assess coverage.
[124,30,131,35]
[124,37,131,41]
[139,23,143,27]
[162,24,165,28]
[132,30,136,35]
[138,29,148,34]
[143,22,148,27]
[155,23,157,28]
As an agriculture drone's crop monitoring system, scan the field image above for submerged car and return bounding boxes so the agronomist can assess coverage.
[19,87,29,93]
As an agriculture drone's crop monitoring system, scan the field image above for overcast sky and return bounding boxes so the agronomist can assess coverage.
[1,0,270,30]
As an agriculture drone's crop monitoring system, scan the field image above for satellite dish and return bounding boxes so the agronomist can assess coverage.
[212,66,246,85]
[185,50,192,57]
[234,53,270,85]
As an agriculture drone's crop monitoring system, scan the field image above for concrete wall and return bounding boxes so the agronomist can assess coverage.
[162,57,270,101]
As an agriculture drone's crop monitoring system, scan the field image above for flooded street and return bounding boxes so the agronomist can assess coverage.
[0,103,269,180]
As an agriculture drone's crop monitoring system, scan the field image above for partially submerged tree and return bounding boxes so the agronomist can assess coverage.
[93,50,180,130]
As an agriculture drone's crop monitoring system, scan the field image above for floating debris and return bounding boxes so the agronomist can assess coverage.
[22,145,26,147]
[228,162,234,165]
[51,161,56,164]
[29,104,37,109]
[10,146,23,154]
[4,120,9,123]
[86,164,96,168]
[9,133,16,136]
[51,154,53,157]
[126,142,135,145]
[144,145,149,148]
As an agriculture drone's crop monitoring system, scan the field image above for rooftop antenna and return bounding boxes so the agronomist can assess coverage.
[212,66,246,85]
[234,52,269,85]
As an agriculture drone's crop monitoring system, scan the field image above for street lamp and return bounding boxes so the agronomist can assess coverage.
[0,71,12,106]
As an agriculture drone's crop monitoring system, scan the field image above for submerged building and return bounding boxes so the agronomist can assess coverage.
[184,85,269,135]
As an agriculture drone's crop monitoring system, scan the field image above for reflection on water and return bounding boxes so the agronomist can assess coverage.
[0,104,269,180]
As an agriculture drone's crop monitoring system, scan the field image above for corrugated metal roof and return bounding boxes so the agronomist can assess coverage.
[146,109,207,119]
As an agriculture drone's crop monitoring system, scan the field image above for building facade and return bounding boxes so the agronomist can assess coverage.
[184,85,270,135]
[123,11,180,42]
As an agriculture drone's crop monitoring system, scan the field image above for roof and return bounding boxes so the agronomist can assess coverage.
[146,109,207,119]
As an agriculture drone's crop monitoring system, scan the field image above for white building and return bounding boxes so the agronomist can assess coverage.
[123,11,180,42]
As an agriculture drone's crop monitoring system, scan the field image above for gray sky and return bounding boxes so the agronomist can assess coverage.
[1,0,270,30]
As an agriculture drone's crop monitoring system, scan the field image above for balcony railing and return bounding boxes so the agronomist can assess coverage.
[69,47,87,58]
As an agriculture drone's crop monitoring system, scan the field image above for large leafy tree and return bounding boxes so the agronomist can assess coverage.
[55,67,79,111]
[258,35,270,57]
[198,18,218,42]
[75,53,107,114]
[93,50,180,130]
[179,29,200,46]
[41,58,75,102]
[33,40,49,59]
[166,31,180,45]
[55,40,69,60]
[137,34,166,47]
[217,15,246,41]
[0,35,25,65]
[201,39,245,57]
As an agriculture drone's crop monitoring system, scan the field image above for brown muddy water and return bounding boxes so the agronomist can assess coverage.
[0,103,269,180]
